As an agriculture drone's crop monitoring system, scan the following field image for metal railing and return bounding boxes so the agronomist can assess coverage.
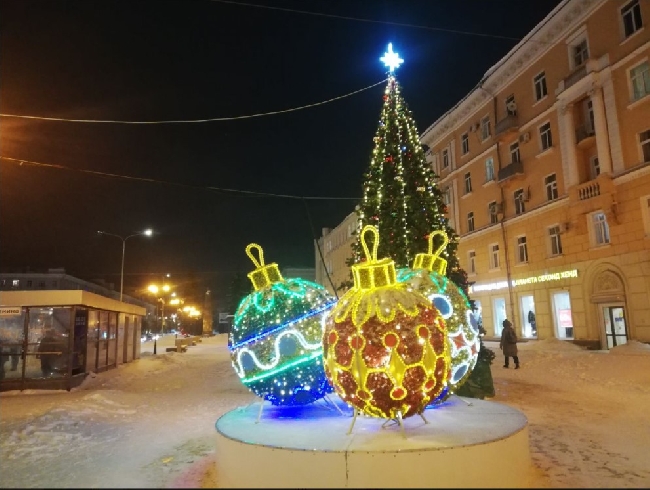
[497,161,524,182]
[575,124,595,144]
[495,113,519,136]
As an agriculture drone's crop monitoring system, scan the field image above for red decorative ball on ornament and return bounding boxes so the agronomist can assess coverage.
[322,225,450,420]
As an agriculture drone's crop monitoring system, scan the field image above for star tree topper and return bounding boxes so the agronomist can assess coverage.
[380,43,404,72]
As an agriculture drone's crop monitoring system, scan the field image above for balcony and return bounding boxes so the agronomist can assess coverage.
[497,161,524,183]
[575,123,595,147]
[495,113,519,138]
[577,180,601,200]
[555,59,599,95]
[568,174,616,223]
[564,64,587,90]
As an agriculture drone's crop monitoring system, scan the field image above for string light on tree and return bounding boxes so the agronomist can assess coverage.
[349,43,470,305]
[344,43,493,397]
[229,244,336,406]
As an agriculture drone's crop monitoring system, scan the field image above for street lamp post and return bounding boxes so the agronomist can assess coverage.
[98,229,153,302]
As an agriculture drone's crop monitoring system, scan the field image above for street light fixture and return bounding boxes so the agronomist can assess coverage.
[147,275,172,334]
[97,228,153,302]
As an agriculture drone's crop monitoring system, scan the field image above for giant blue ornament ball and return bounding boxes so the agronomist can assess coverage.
[228,244,336,406]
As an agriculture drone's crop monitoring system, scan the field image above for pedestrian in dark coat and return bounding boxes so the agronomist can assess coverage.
[37,329,58,377]
[499,319,520,369]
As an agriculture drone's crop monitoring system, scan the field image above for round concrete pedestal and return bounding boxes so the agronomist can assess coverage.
[215,396,531,488]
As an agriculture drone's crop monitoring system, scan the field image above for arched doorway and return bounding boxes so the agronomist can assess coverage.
[591,270,628,349]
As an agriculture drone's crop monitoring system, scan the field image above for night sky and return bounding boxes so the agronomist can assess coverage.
[0,0,562,306]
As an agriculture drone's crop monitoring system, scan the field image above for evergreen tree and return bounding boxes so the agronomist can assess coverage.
[348,49,493,398]
[351,73,468,294]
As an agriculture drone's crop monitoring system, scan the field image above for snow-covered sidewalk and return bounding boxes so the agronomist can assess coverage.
[1,334,649,488]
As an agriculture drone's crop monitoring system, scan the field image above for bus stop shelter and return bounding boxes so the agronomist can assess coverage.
[0,290,146,392]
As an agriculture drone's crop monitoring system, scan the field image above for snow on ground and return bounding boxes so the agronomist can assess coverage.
[1,334,649,488]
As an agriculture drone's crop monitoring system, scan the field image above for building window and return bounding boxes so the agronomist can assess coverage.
[52,281,58,288]
[481,115,491,141]
[26,280,33,288]
[573,39,589,68]
[489,244,500,269]
[630,62,650,101]
[12,280,19,287]
[514,188,525,215]
[467,212,475,232]
[539,122,553,151]
[468,250,476,274]
[442,187,451,205]
[485,157,495,182]
[549,225,563,256]
[590,156,600,180]
[641,129,650,162]
[461,133,469,155]
[442,148,450,169]
[509,141,520,164]
[505,94,517,115]
[516,236,528,264]
[545,174,558,201]
[641,195,650,237]
[622,0,643,38]
[534,72,547,101]
[591,211,610,246]
[38,282,46,289]
[464,172,472,194]
[488,201,499,224]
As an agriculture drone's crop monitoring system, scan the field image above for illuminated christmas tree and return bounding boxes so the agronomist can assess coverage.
[350,44,468,294]
[348,45,494,399]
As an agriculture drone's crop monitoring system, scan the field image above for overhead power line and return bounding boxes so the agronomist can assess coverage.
[0,156,360,201]
[209,0,546,43]
[0,79,386,124]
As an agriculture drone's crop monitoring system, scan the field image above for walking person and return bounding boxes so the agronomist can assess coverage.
[500,319,520,369]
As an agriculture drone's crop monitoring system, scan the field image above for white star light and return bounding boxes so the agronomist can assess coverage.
[380,43,404,72]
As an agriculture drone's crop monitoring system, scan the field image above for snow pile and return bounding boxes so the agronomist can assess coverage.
[3,333,650,488]
[519,337,586,352]
[608,340,650,356]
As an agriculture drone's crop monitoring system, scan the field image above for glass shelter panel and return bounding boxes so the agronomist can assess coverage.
[107,312,117,368]
[97,311,109,371]
[27,307,71,379]
[73,309,88,376]
[118,313,126,364]
[86,310,99,373]
[0,308,26,380]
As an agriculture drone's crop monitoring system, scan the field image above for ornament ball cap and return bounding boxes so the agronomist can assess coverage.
[413,231,449,275]
[245,243,284,291]
[352,225,397,290]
